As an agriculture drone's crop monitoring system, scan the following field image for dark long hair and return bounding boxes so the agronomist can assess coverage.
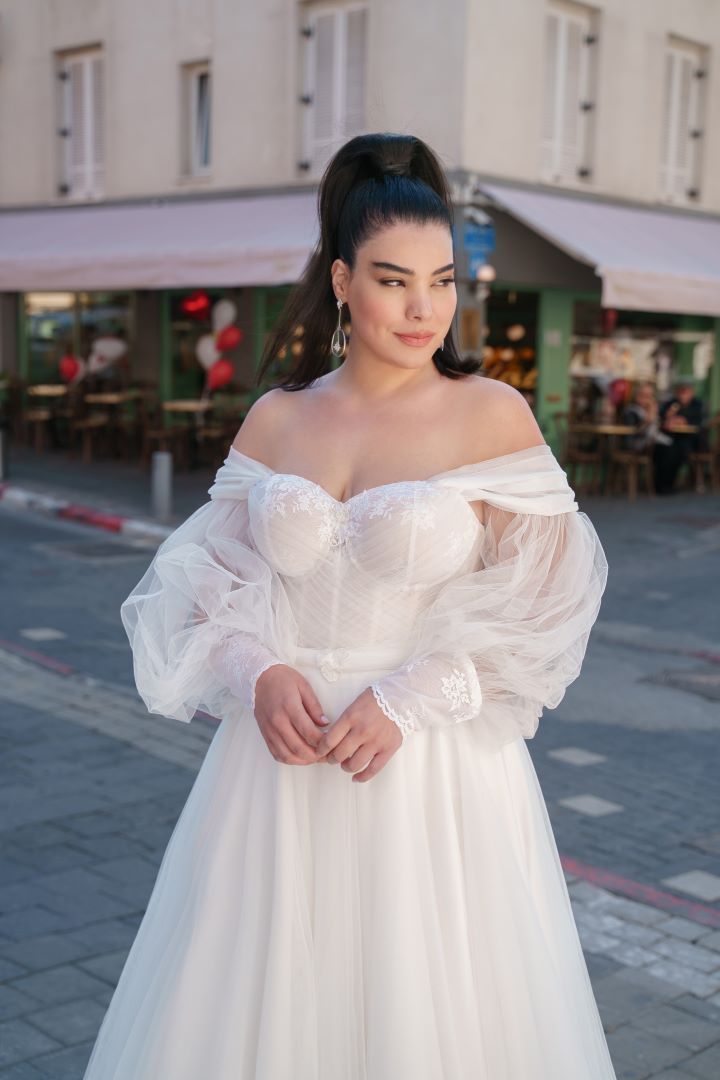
[256,132,480,390]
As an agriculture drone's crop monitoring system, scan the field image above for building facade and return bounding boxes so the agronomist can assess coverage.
[0,0,718,440]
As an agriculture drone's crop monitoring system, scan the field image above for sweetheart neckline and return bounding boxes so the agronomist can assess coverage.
[229,443,550,508]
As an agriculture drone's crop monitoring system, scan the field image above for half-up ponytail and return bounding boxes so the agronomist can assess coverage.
[257,132,480,391]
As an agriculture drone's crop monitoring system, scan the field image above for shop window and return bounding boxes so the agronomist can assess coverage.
[56,47,105,200]
[482,290,538,412]
[182,61,212,176]
[659,37,707,205]
[24,292,132,385]
[298,2,368,176]
[541,1,598,185]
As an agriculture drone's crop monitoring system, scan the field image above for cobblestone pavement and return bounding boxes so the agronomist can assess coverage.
[1,474,719,1078]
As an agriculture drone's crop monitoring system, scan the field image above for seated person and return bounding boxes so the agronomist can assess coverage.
[653,377,707,494]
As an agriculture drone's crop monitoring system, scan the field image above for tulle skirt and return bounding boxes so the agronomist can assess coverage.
[83,642,617,1079]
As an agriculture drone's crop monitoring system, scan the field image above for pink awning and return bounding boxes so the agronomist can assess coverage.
[0,191,319,290]
[481,181,720,317]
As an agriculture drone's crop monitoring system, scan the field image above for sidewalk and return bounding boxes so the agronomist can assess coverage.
[0,444,217,540]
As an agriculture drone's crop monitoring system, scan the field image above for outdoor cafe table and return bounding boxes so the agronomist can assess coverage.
[84,389,145,456]
[570,421,700,493]
[161,399,214,467]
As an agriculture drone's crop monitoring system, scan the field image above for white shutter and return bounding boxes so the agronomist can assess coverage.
[59,49,104,200]
[541,3,595,184]
[344,7,367,136]
[301,3,368,175]
[660,40,706,203]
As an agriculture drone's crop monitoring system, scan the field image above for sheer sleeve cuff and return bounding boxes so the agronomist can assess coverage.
[369,651,483,741]
[208,633,285,714]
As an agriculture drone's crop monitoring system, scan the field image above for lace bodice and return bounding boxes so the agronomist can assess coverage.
[120,444,608,749]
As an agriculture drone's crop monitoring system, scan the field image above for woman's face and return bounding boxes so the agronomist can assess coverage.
[331,220,457,368]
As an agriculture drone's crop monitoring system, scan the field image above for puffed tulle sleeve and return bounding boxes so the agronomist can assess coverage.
[119,459,297,724]
[369,445,609,750]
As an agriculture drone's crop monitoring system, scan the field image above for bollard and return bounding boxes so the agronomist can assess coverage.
[151,450,173,521]
[0,424,7,483]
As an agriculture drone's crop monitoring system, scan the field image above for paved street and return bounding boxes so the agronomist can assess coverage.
[1,457,719,1079]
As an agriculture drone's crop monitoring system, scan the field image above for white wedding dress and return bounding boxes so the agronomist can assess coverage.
[82,443,616,1079]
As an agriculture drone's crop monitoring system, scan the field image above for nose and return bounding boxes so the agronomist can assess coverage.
[406,292,434,320]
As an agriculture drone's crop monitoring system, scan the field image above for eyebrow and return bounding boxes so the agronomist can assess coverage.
[370,261,456,275]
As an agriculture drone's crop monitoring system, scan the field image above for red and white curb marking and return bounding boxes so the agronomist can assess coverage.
[0,482,172,542]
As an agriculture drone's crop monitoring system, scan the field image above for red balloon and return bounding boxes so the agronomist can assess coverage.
[207,358,234,391]
[215,325,242,351]
[181,290,211,319]
[59,355,80,382]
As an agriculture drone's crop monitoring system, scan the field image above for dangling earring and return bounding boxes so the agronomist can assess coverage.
[331,297,347,359]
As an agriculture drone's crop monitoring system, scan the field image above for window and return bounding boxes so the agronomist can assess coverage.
[541,2,598,184]
[659,38,707,204]
[299,2,368,175]
[182,61,212,176]
[57,47,105,200]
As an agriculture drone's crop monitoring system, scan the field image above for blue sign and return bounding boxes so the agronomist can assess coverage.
[463,221,495,254]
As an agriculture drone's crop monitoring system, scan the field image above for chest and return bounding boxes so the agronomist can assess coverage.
[247,473,483,585]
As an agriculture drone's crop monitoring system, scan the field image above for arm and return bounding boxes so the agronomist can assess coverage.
[369,493,608,751]
[120,491,294,724]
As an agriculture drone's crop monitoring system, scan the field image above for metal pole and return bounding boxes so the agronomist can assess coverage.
[151,450,173,522]
[0,425,7,483]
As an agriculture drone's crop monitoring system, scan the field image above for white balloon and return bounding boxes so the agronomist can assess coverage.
[196,333,220,371]
[88,351,112,374]
[92,336,128,361]
[211,299,237,334]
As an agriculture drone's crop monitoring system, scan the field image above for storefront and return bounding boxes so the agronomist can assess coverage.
[0,189,318,405]
[471,180,720,450]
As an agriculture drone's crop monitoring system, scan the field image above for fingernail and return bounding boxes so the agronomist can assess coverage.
[320,714,330,725]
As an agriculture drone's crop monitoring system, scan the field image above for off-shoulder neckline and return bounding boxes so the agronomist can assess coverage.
[225,443,552,507]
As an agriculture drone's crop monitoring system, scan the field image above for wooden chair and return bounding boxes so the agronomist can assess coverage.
[607,446,655,501]
[139,400,192,471]
[553,411,604,495]
[69,412,111,464]
[686,413,720,494]
[21,407,54,452]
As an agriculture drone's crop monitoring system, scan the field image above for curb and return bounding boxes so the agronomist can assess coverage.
[0,482,173,542]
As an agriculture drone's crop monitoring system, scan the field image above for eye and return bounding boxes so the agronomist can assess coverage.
[379,278,456,287]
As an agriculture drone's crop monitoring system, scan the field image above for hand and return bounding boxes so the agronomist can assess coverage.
[314,686,404,783]
[253,664,333,766]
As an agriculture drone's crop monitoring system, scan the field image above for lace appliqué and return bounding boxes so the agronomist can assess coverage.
[440,663,483,722]
[214,634,283,713]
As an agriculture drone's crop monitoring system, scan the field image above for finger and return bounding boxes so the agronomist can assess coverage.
[340,740,375,771]
[316,715,352,758]
[288,704,329,752]
[298,681,331,730]
[352,750,389,783]
[273,719,319,764]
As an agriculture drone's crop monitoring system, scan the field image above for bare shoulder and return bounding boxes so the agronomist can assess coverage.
[230,387,294,462]
[459,375,546,457]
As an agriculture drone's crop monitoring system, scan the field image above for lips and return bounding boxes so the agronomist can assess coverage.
[395,332,435,346]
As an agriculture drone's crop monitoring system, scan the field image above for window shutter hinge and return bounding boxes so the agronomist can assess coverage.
[57,182,70,196]
[57,69,69,81]
[584,34,597,46]
[686,187,700,199]
[301,25,313,38]
[694,68,706,79]
[299,94,313,106]
[689,128,703,139]
[297,160,311,171]
[57,127,70,138]
[580,100,595,112]
[577,166,592,179]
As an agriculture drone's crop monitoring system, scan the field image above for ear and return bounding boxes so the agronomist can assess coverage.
[330,258,350,301]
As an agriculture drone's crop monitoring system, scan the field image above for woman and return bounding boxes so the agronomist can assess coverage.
[83,133,615,1079]
[620,380,673,453]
